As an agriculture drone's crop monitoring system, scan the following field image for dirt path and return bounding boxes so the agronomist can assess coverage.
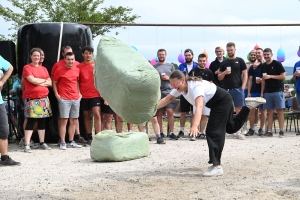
[1,132,300,200]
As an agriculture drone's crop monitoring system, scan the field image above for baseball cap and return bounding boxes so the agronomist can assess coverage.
[184,49,193,55]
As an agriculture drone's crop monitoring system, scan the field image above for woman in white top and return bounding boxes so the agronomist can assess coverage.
[157,70,266,177]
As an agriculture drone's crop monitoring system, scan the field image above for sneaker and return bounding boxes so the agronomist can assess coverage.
[157,137,165,144]
[24,145,31,153]
[169,133,178,140]
[160,132,165,138]
[178,131,184,138]
[225,133,234,139]
[0,157,21,166]
[86,135,93,145]
[264,131,273,137]
[75,136,87,144]
[203,165,223,177]
[234,131,245,140]
[67,141,82,148]
[197,133,206,139]
[245,97,266,108]
[60,142,67,150]
[258,128,264,136]
[40,143,51,150]
[190,136,196,141]
[245,129,254,136]
[279,131,284,138]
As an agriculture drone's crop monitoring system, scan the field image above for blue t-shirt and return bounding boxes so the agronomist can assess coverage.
[293,60,300,93]
[0,56,11,104]
[11,77,20,100]
[248,64,262,93]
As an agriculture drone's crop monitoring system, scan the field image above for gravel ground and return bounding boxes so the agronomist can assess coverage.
[0,130,300,200]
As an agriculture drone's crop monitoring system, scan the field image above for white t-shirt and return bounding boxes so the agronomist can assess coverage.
[187,64,193,73]
[170,80,217,106]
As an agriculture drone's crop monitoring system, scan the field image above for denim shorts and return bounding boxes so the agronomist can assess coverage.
[227,87,245,107]
[263,91,285,110]
[250,92,264,109]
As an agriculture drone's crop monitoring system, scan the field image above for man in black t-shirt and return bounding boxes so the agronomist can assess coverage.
[209,46,225,88]
[188,53,214,140]
[218,42,247,140]
[261,48,286,138]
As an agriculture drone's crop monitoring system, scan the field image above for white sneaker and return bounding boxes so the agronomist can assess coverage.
[225,133,234,139]
[234,131,245,140]
[203,165,223,177]
[67,141,82,148]
[245,97,266,108]
[60,142,67,150]
[190,136,196,141]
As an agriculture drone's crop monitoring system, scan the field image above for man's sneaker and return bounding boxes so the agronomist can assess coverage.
[197,133,206,139]
[245,129,254,136]
[258,128,264,136]
[279,131,285,138]
[157,137,165,144]
[160,132,165,138]
[245,97,266,108]
[75,135,87,144]
[24,145,31,153]
[264,131,273,137]
[60,142,67,150]
[203,165,223,177]
[40,143,52,150]
[0,157,21,166]
[67,141,82,148]
[178,131,184,138]
[86,135,93,145]
[190,136,196,141]
[234,131,245,140]
[169,133,178,140]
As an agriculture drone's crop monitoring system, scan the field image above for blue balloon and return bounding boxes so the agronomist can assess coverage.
[277,47,285,59]
[131,46,138,51]
[156,57,159,62]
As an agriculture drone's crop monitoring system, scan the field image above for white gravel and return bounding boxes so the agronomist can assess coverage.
[0,131,300,200]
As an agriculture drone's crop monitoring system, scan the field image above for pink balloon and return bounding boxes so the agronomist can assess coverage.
[206,61,210,68]
[150,58,157,66]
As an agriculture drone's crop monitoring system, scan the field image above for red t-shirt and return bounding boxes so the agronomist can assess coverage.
[77,61,101,98]
[53,65,80,100]
[51,59,79,76]
[22,64,50,99]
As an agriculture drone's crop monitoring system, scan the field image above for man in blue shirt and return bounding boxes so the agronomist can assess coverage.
[292,59,300,136]
[0,56,20,166]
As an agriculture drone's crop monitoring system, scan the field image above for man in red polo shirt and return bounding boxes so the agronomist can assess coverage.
[77,46,101,145]
[51,46,84,144]
[53,52,82,150]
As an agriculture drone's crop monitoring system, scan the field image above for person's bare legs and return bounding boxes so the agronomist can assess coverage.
[127,123,133,132]
[267,109,274,132]
[114,114,123,133]
[276,109,285,130]
[166,108,174,134]
[105,114,113,130]
[0,139,8,157]
[37,129,45,143]
[199,115,207,133]
[68,118,77,142]
[156,109,164,134]
[259,109,266,131]
[83,110,92,134]
[92,106,101,134]
[59,118,68,143]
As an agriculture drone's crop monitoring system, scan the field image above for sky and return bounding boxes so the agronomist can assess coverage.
[1,0,300,67]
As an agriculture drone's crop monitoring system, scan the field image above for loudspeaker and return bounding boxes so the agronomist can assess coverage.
[0,41,17,75]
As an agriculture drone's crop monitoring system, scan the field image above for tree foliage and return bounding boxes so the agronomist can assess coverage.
[0,0,140,40]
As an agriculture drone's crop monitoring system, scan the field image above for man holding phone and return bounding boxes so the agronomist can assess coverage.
[153,49,177,140]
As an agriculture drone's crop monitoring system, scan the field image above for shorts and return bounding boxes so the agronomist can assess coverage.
[100,99,115,114]
[59,98,81,118]
[244,89,248,98]
[227,87,245,107]
[0,103,9,139]
[180,95,193,112]
[193,105,210,116]
[157,93,176,111]
[80,97,101,111]
[263,91,285,110]
[250,92,264,109]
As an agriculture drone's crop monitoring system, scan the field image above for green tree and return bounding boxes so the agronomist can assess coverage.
[172,62,179,69]
[0,0,140,40]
